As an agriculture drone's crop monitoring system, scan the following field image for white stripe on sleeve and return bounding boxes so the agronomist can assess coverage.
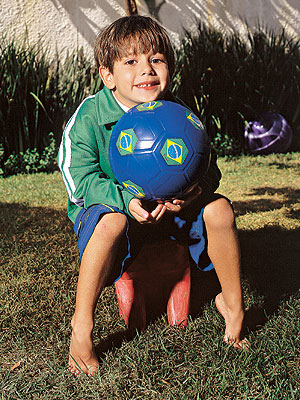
[59,95,95,206]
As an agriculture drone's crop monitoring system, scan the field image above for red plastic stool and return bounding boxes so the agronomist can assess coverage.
[114,241,191,332]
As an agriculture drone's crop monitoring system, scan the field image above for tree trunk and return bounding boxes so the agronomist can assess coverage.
[124,0,138,15]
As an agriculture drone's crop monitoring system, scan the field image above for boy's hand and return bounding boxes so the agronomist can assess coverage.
[129,198,167,224]
[164,183,202,213]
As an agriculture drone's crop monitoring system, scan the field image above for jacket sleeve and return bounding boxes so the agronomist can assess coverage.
[199,149,222,194]
[58,99,135,215]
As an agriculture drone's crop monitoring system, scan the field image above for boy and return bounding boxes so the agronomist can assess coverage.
[59,15,248,377]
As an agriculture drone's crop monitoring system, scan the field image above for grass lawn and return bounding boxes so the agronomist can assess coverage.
[1,153,300,399]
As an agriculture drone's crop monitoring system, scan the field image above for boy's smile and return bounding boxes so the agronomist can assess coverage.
[100,50,170,108]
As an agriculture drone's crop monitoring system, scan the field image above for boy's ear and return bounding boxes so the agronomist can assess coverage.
[99,67,115,90]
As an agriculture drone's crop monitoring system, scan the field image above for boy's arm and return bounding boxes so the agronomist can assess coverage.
[59,102,135,215]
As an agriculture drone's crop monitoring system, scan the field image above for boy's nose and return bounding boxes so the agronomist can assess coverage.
[140,62,154,75]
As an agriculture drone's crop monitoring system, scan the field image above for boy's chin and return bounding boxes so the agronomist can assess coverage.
[136,94,165,105]
[137,88,168,103]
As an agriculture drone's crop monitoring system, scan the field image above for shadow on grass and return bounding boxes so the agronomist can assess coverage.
[267,160,300,170]
[234,186,300,218]
[95,329,136,360]
[189,224,300,335]
[189,186,300,334]
[2,200,300,355]
[0,202,75,260]
[240,226,300,306]
[233,186,300,310]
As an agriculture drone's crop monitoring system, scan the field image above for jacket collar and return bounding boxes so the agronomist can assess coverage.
[94,85,179,126]
[95,86,125,126]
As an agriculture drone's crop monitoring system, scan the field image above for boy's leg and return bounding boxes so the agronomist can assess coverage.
[203,198,248,349]
[69,212,127,376]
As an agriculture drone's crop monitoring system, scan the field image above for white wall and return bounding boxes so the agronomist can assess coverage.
[1,0,300,61]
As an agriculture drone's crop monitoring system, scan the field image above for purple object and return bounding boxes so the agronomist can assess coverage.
[244,112,292,155]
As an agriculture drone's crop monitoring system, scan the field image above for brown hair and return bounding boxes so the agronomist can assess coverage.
[94,15,175,76]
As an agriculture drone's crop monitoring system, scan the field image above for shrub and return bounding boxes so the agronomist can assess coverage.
[1,132,58,176]
[0,39,54,158]
[2,24,300,175]
[0,38,101,176]
[172,23,300,154]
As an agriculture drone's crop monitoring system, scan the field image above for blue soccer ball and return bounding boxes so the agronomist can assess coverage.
[109,100,211,201]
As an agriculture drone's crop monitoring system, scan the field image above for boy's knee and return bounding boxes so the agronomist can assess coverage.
[93,212,127,241]
[203,198,235,230]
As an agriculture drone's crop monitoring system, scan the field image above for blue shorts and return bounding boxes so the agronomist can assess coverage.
[74,193,229,283]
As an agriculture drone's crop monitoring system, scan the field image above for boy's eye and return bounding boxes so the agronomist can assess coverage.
[125,59,136,65]
[151,58,164,64]
[151,56,167,65]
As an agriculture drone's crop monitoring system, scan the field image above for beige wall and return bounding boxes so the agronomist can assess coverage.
[1,0,300,61]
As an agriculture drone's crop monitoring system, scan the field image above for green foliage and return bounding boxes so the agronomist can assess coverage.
[173,23,300,155]
[0,39,53,156]
[1,132,57,176]
[2,24,300,175]
[0,37,102,176]
[211,131,241,157]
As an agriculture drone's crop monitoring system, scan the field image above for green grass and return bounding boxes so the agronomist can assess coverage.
[1,153,300,399]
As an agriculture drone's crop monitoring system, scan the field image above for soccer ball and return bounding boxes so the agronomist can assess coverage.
[109,100,211,201]
[244,112,292,155]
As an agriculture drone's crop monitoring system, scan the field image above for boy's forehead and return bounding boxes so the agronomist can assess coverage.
[118,36,159,57]
[120,48,162,58]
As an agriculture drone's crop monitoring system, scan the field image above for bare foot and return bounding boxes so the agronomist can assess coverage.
[68,321,99,377]
[215,292,250,350]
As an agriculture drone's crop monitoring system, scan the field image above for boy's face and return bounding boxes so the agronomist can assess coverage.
[100,49,170,108]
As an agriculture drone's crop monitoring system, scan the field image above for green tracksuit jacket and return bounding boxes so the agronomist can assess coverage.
[58,86,222,223]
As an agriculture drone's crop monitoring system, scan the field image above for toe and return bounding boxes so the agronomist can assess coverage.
[69,354,86,376]
[237,338,251,350]
[225,336,250,350]
[68,353,99,377]
[88,365,99,377]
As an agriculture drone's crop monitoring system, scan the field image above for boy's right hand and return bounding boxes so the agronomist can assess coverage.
[129,198,166,224]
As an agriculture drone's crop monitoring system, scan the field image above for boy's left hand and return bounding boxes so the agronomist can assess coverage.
[164,183,202,213]
[129,198,167,224]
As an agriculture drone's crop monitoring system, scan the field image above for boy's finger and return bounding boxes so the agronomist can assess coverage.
[134,210,151,223]
[149,203,166,221]
[130,199,151,221]
[152,204,167,222]
[164,200,183,212]
[172,199,184,206]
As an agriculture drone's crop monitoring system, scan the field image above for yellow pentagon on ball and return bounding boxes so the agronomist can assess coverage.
[122,180,145,198]
[186,112,204,130]
[166,139,183,164]
[119,131,132,152]
[136,101,163,111]
[116,128,138,156]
